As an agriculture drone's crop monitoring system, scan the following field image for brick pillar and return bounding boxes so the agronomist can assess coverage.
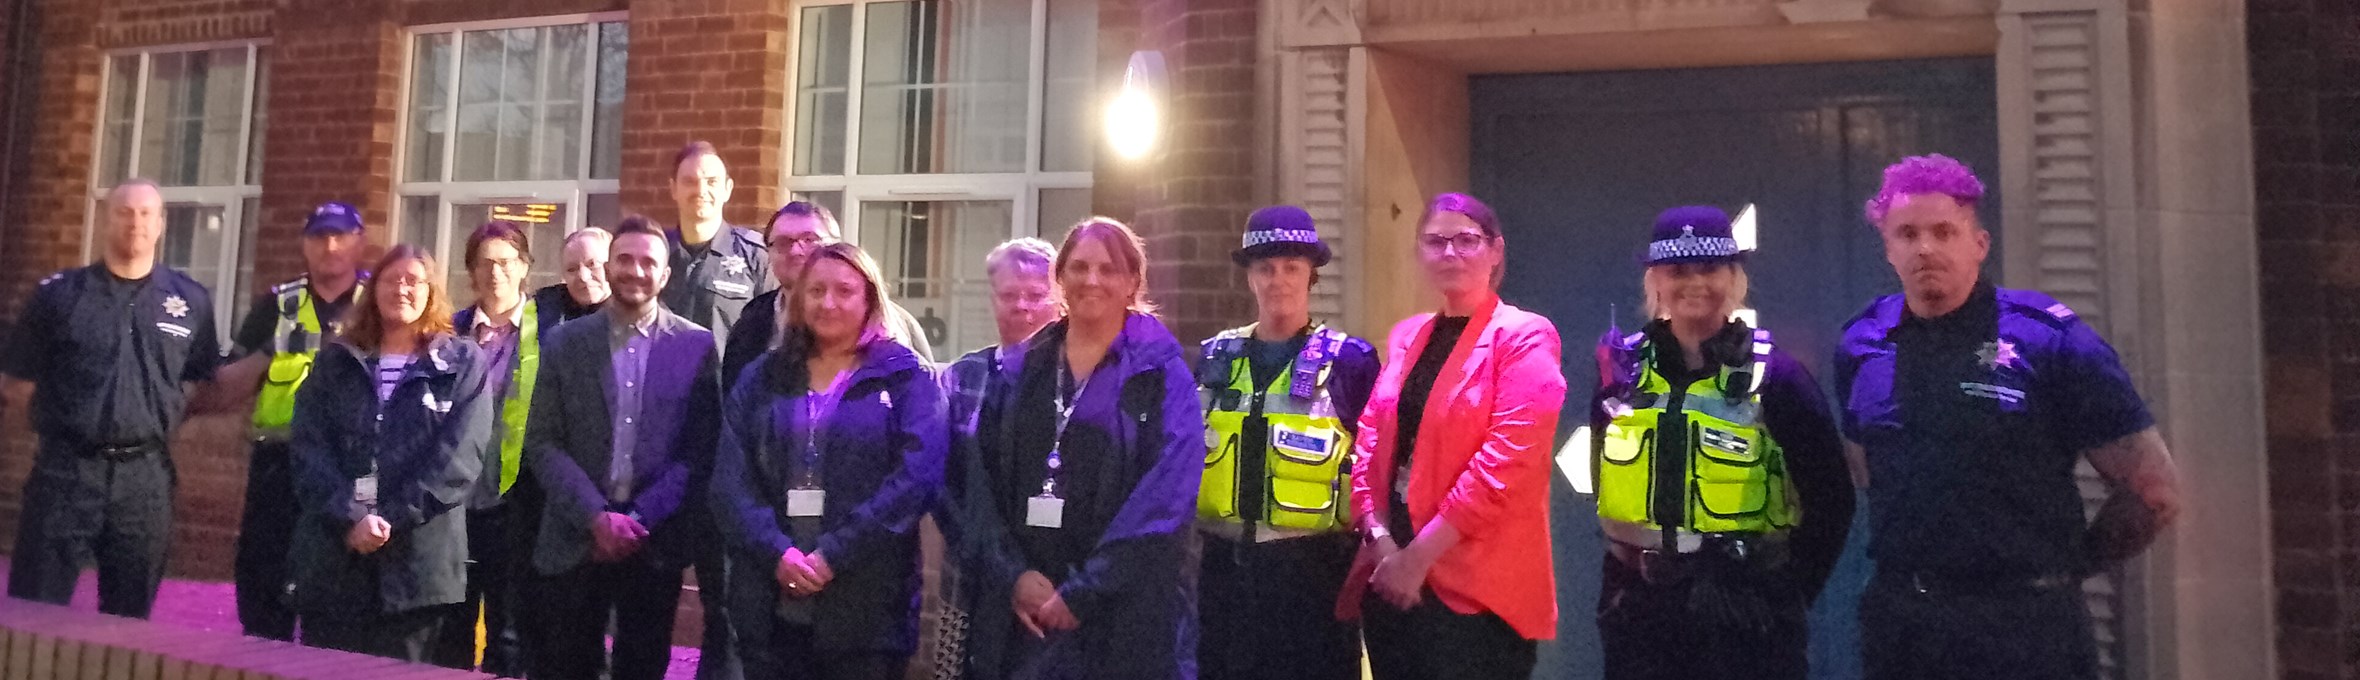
[0,0,103,321]
[1129,0,1259,346]
[256,0,406,287]
[617,0,791,229]
[2253,0,2360,677]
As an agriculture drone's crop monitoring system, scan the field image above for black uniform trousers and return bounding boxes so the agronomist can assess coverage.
[305,603,460,665]
[1860,571,2097,680]
[7,441,173,619]
[1595,549,1809,680]
[744,617,907,680]
[235,439,298,640]
[433,502,528,675]
[532,552,684,680]
[696,542,745,680]
[1197,532,1361,680]
[1362,586,1536,680]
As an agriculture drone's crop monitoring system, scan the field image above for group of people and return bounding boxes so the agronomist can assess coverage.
[0,146,2183,680]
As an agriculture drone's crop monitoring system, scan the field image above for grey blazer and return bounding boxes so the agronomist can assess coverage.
[525,306,721,575]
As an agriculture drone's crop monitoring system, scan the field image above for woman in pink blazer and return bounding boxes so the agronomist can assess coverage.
[1340,193,1566,680]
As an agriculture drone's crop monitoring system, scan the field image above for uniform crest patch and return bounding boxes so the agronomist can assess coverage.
[720,255,750,276]
[163,295,190,318]
[1976,339,2021,370]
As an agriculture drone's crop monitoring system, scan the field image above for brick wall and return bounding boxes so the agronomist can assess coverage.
[1130,0,1259,345]
[2254,0,2360,677]
[616,0,790,229]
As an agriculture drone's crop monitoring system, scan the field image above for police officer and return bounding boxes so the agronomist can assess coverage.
[1194,206,1379,680]
[222,201,367,640]
[1588,206,1851,680]
[662,140,774,358]
[1835,154,2183,680]
[2,179,223,618]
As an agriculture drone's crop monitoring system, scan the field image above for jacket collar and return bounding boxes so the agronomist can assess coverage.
[1020,312,1182,378]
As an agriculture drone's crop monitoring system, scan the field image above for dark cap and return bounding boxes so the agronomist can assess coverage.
[1232,205,1331,267]
[303,202,363,237]
[1644,205,1743,265]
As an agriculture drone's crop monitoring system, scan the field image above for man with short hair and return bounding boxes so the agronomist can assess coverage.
[662,141,774,357]
[532,227,613,334]
[721,201,933,388]
[528,215,722,680]
[222,201,368,641]
[1836,154,2183,680]
[439,220,543,675]
[2,179,223,618]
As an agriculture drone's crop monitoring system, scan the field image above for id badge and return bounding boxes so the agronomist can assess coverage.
[1026,495,1066,529]
[787,488,826,518]
[353,475,379,504]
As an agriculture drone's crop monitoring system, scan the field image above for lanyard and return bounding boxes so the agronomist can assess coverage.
[1043,355,1090,498]
[796,372,849,489]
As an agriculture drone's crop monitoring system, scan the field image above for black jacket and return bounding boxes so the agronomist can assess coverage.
[711,339,946,654]
[288,335,494,616]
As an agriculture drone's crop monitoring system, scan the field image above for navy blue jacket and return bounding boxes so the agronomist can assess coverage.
[711,339,946,654]
[287,335,494,616]
[962,314,1205,680]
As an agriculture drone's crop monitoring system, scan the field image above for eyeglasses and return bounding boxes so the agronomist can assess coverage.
[474,256,526,272]
[1418,232,1491,255]
[770,234,825,250]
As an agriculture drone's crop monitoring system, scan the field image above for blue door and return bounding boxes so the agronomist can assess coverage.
[1470,57,2000,680]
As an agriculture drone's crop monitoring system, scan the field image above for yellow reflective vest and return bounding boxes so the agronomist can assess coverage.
[488,300,539,496]
[252,277,351,437]
[1197,325,1356,533]
[1594,326,1798,536]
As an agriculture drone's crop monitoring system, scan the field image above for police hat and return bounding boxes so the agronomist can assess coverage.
[1232,205,1331,268]
[304,202,364,237]
[1644,205,1744,266]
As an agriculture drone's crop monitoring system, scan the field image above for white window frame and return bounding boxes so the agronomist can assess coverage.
[393,12,627,264]
[85,40,269,341]
[782,0,1094,243]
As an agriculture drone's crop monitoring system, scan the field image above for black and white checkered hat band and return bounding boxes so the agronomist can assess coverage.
[1648,234,1740,262]
[1243,228,1319,249]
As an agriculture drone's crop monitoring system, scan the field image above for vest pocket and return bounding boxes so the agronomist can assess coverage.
[1199,412,1243,521]
[1267,421,1344,530]
[1692,421,1770,518]
[1595,420,1653,524]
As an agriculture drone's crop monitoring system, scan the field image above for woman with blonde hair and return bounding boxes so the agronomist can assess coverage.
[712,242,947,680]
[959,218,1204,680]
[1587,206,1849,680]
[288,245,496,664]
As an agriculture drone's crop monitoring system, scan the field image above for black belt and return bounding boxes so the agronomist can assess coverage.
[1609,533,1789,585]
[85,441,162,462]
[1884,570,2079,596]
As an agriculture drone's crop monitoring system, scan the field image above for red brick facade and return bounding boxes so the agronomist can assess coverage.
[2255,0,2360,676]
[616,0,791,228]
[1131,0,1259,345]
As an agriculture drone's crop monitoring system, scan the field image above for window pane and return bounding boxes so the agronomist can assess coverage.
[1041,0,1096,172]
[790,191,845,227]
[793,4,852,176]
[401,194,442,254]
[139,48,252,186]
[539,24,587,180]
[589,22,628,180]
[448,201,570,307]
[858,200,1010,359]
[860,0,1032,175]
[161,204,228,302]
[1037,187,1091,237]
[247,48,269,185]
[233,196,261,322]
[586,193,620,230]
[98,54,138,186]
[406,33,453,182]
[454,29,513,181]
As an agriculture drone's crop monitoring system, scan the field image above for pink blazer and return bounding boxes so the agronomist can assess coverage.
[1339,294,1564,640]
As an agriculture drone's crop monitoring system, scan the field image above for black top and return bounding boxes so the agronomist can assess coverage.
[231,281,358,357]
[530,282,602,335]
[1387,315,1470,542]
[1836,282,2153,578]
[662,225,775,355]
[2,265,221,445]
[721,288,783,395]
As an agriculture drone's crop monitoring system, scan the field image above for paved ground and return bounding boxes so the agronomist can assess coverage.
[0,558,704,679]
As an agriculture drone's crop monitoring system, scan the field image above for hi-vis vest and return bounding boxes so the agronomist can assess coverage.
[490,300,539,496]
[1594,326,1797,538]
[253,278,351,437]
[1197,325,1354,533]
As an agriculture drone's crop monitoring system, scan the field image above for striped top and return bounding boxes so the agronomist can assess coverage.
[375,354,411,402]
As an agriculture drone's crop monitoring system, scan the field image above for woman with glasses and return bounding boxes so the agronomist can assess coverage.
[1341,193,1565,680]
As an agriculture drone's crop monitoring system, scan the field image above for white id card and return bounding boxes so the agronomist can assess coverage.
[353,476,379,504]
[1026,495,1066,529]
[787,489,826,517]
